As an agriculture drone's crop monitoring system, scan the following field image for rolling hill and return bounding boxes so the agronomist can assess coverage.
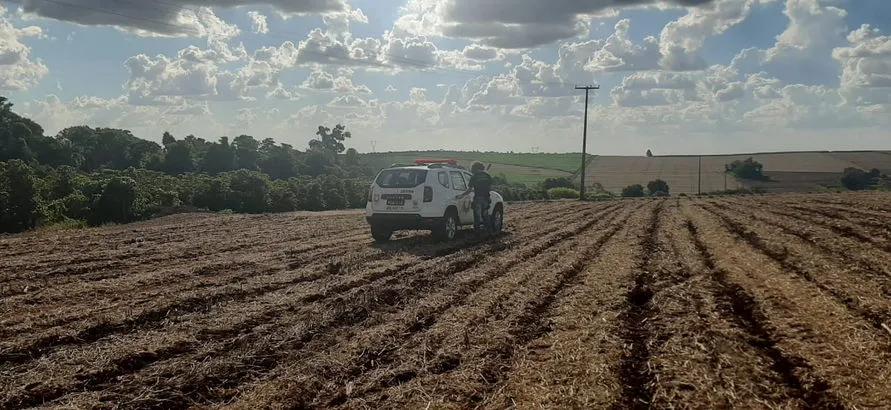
[359,151,589,187]
[576,151,891,195]
[358,150,891,195]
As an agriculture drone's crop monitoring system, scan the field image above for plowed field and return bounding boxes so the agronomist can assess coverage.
[2,192,891,409]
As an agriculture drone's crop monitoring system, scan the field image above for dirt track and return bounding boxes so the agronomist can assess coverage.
[2,193,891,409]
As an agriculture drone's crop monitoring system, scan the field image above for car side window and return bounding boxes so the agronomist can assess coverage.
[450,171,467,191]
[438,171,449,188]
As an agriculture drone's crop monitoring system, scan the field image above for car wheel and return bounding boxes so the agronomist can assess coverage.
[433,210,458,241]
[371,225,392,243]
[490,205,503,233]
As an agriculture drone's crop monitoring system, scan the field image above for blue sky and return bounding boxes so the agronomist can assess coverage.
[1,0,889,154]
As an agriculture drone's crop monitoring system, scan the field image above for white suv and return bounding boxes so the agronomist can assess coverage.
[365,159,505,242]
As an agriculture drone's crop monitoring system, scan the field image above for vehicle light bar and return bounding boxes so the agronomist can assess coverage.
[414,158,458,166]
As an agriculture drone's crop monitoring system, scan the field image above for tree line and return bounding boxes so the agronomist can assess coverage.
[1,96,367,179]
[0,96,376,233]
[0,95,554,234]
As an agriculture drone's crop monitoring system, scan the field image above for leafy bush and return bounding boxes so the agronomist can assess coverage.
[547,187,580,199]
[841,167,882,190]
[37,218,88,232]
[647,179,669,196]
[0,159,40,233]
[621,184,645,197]
[541,177,576,190]
[92,176,137,224]
[725,157,766,180]
[225,169,270,213]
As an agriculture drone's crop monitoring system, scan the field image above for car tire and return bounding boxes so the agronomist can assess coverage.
[433,209,458,241]
[371,225,393,243]
[490,204,503,233]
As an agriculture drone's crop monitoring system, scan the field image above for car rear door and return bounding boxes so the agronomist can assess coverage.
[370,168,427,214]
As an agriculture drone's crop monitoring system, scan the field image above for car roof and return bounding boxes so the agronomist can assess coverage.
[383,164,468,171]
[381,166,429,171]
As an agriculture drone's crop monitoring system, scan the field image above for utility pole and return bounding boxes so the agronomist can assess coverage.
[698,156,702,195]
[575,85,599,200]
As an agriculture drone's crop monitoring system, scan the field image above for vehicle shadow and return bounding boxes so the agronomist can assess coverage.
[371,229,512,257]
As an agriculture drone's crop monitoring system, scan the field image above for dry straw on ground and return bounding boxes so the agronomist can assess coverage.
[1,192,890,409]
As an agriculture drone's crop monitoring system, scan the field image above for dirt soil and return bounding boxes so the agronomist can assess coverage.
[2,192,891,409]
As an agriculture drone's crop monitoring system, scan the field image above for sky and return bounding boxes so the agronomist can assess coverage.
[1,0,889,155]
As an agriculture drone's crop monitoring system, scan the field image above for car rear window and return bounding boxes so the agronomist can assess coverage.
[376,169,428,188]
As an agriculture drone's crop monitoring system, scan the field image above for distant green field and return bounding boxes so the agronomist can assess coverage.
[360,151,592,173]
[359,151,591,187]
[358,150,891,192]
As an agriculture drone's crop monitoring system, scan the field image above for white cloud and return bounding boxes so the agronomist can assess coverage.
[320,5,368,36]
[462,44,506,62]
[247,11,269,34]
[585,19,663,72]
[9,0,345,36]
[17,94,219,137]
[0,5,49,90]
[658,0,759,70]
[4,0,890,156]
[300,68,371,94]
[266,84,302,100]
[731,0,848,83]
[428,0,717,49]
[832,24,891,107]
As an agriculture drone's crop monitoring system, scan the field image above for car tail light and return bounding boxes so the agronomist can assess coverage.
[423,186,433,202]
[367,187,373,202]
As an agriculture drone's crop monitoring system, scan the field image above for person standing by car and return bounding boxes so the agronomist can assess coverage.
[458,162,494,236]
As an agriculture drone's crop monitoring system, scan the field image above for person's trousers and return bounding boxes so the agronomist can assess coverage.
[472,196,491,232]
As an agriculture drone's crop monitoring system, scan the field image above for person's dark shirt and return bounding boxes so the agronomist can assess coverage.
[469,171,493,198]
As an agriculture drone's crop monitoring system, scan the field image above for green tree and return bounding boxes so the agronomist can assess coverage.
[225,169,270,213]
[321,175,347,209]
[128,138,164,169]
[269,179,298,212]
[233,135,260,171]
[344,148,360,167]
[621,184,645,198]
[0,97,40,164]
[0,122,36,163]
[725,157,766,180]
[300,180,325,211]
[647,179,669,196]
[201,137,235,175]
[165,141,195,175]
[841,167,882,190]
[310,124,351,155]
[192,176,231,211]
[302,149,336,177]
[541,176,575,190]
[49,165,84,200]
[92,176,138,224]
[162,131,176,146]
[0,159,40,233]
[259,139,297,179]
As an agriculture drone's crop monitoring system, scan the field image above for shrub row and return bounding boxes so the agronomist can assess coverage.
[0,160,371,233]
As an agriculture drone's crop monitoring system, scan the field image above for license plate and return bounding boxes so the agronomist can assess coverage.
[386,198,405,206]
